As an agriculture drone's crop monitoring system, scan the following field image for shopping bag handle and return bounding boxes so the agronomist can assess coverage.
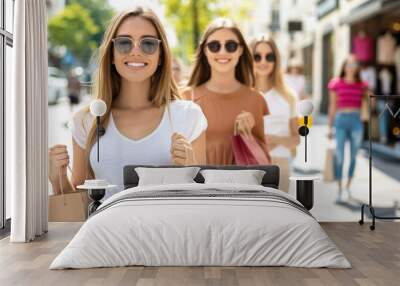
[58,168,67,206]
[58,164,85,206]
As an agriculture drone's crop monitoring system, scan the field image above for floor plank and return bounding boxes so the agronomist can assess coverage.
[0,222,399,286]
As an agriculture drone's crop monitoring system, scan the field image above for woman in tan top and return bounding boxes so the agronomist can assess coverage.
[182,18,270,165]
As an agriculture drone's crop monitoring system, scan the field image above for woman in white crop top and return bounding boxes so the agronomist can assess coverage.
[48,7,207,198]
[250,36,300,193]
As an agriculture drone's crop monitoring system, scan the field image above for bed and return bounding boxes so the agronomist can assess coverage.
[50,165,351,269]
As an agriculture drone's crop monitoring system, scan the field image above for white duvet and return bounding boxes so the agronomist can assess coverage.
[50,183,351,269]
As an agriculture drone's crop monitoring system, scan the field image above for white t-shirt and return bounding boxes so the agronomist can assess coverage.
[69,100,207,199]
[262,89,297,158]
[377,33,396,65]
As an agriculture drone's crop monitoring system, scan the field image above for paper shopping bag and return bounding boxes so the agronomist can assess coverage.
[232,134,271,165]
[323,146,335,182]
[361,97,369,122]
[48,190,88,222]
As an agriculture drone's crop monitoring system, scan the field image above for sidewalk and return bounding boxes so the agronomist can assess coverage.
[290,123,400,221]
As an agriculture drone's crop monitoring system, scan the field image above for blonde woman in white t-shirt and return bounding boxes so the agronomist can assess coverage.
[48,7,207,198]
[250,36,300,193]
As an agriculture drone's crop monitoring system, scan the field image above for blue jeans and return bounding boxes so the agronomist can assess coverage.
[334,112,363,180]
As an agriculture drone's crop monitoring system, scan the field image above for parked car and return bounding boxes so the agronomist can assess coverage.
[48,67,67,105]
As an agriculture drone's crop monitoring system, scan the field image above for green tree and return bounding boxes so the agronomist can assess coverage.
[163,0,252,63]
[70,0,115,46]
[163,0,229,62]
[48,3,99,65]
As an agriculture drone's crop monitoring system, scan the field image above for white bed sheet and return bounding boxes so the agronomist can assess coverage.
[50,183,351,269]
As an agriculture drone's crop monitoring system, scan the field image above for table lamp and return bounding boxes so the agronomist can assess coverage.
[290,100,318,211]
[77,99,116,215]
[298,100,314,162]
[89,99,107,162]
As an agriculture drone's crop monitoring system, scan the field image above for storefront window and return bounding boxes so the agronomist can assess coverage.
[5,0,13,33]
[5,44,11,220]
[349,8,400,149]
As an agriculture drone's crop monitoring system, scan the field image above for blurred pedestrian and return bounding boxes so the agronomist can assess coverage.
[328,54,368,201]
[250,36,300,193]
[67,69,82,113]
[285,58,308,100]
[172,57,183,86]
[182,18,270,165]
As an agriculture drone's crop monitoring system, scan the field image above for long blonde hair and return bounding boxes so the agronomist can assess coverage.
[250,36,296,113]
[82,7,179,178]
[188,18,255,87]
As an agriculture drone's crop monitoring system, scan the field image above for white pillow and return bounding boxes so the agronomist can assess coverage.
[135,167,201,186]
[200,169,266,185]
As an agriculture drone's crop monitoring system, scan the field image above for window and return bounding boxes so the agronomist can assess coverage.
[5,0,13,33]
[1,0,14,234]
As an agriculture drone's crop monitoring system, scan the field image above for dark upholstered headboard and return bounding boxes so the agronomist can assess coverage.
[123,165,280,189]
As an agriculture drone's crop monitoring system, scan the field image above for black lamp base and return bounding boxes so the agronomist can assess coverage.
[88,189,106,216]
[296,180,314,210]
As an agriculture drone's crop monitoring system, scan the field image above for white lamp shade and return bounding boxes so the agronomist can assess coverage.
[90,99,107,117]
[298,100,314,116]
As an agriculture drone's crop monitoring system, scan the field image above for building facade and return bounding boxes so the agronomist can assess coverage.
[309,0,400,114]
[309,0,400,155]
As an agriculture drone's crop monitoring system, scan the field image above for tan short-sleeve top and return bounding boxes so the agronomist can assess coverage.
[182,85,269,165]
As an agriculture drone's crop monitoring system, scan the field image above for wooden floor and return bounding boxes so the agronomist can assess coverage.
[0,222,399,286]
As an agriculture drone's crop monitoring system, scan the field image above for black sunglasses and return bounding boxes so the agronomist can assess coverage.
[112,36,161,55]
[253,53,276,63]
[206,40,240,53]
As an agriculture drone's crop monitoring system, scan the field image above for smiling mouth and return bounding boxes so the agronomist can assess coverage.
[215,59,231,64]
[125,61,148,69]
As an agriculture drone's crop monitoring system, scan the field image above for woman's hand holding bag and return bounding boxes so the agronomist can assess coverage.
[232,111,271,165]
[234,111,255,138]
[171,133,197,165]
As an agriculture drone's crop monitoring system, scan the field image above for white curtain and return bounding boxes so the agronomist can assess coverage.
[10,0,48,242]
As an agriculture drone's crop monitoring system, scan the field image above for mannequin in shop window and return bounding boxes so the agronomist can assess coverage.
[377,30,396,65]
[354,29,375,129]
[359,63,376,126]
[353,29,374,63]
[360,63,376,93]
[395,45,400,94]
[377,67,393,144]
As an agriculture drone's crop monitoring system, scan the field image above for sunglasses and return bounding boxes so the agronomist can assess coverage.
[112,36,161,55]
[253,53,276,63]
[346,62,359,69]
[206,40,240,53]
